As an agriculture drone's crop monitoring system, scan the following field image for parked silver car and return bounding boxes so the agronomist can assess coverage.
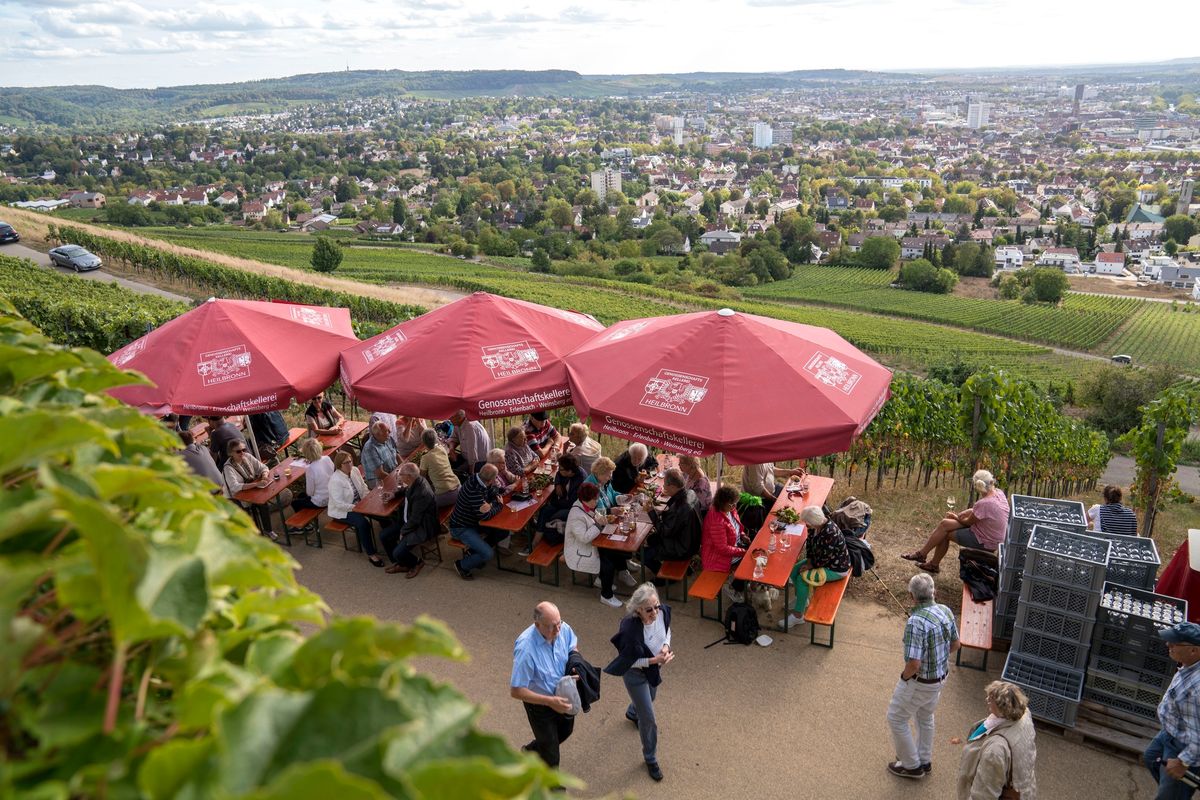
[48,245,102,272]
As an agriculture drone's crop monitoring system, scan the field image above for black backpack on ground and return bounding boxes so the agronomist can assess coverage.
[844,535,876,578]
[705,601,760,648]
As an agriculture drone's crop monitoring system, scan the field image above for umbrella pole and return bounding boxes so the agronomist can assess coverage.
[716,452,724,490]
[245,420,262,461]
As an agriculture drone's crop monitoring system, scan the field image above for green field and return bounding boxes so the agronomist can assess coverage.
[134,227,1104,384]
[746,265,1143,351]
[1105,303,1200,370]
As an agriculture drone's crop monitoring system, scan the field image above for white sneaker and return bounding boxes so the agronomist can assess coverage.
[777,614,805,631]
[497,535,513,552]
[618,569,637,587]
[600,594,623,608]
[593,576,602,589]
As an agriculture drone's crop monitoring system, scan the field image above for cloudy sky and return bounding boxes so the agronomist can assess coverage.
[0,0,1194,89]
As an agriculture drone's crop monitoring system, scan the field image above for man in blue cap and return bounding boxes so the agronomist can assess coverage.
[1146,621,1200,798]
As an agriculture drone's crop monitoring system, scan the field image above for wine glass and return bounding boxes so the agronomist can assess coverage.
[946,496,956,512]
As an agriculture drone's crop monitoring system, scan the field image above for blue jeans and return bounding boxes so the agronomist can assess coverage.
[1145,730,1197,799]
[624,669,659,765]
[452,525,493,572]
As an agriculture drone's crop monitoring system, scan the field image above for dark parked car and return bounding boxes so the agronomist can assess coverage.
[0,221,18,243]
[48,245,102,272]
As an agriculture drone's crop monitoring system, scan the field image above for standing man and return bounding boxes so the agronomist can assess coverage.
[511,601,578,772]
[449,409,491,475]
[1145,621,1200,799]
[886,572,959,780]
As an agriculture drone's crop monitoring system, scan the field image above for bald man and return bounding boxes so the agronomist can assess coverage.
[511,601,579,770]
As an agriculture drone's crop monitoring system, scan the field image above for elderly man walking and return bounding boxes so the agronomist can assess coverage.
[511,601,578,772]
[1145,621,1200,799]
[887,572,960,779]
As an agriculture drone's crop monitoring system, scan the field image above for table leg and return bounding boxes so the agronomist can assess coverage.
[782,582,792,633]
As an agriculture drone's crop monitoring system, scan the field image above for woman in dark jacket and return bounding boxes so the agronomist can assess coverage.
[604,583,675,782]
[782,505,851,631]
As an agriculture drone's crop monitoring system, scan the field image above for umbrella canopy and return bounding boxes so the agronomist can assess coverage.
[564,308,893,465]
[340,292,605,420]
[108,298,358,415]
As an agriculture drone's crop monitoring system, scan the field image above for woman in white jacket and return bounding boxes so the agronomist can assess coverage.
[328,450,384,567]
[566,483,636,608]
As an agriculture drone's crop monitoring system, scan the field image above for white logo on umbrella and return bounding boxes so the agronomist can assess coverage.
[640,369,709,416]
[196,345,252,386]
[289,306,333,328]
[603,320,650,342]
[805,352,861,395]
[482,341,542,379]
[112,338,146,367]
[361,331,407,364]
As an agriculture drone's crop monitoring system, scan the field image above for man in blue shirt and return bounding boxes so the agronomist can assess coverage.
[511,601,578,770]
[1146,621,1200,799]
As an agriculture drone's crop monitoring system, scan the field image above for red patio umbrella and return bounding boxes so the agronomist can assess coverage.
[107,298,358,415]
[340,292,605,420]
[564,308,893,465]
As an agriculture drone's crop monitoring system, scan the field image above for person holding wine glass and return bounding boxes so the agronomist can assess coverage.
[901,469,1008,574]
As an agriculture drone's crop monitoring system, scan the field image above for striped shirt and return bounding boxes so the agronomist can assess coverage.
[1159,661,1200,766]
[903,602,959,680]
[448,473,502,530]
[1097,503,1138,536]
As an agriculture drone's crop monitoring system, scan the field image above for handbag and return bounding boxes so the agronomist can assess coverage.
[998,734,1020,799]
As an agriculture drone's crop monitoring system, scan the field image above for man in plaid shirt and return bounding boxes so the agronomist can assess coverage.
[886,572,960,780]
[1145,621,1200,799]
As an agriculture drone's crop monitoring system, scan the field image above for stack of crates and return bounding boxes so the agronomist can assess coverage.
[1086,583,1187,723]
[1002,526,1111,727]
[1098,535,1160,591]
[995,495,1089,641]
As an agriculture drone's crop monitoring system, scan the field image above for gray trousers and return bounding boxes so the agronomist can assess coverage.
[623,669,659,765]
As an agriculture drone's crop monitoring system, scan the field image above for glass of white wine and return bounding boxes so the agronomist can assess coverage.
[946,496,956,512]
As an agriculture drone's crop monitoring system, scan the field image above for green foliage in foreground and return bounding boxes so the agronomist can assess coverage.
[0,301,569,798]
[0,254,190,351]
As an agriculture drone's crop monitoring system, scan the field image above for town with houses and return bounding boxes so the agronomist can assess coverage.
[2,69,1199,298]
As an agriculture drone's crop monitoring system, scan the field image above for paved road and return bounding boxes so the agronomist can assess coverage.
[2,242,189,302]
[1072,289,1197,306]
[1103,453,1200,495]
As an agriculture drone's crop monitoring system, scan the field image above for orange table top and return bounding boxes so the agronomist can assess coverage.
[233,458,307,506]
[354,468,402,518]
[733,475,834,587]
[318,420,368,454]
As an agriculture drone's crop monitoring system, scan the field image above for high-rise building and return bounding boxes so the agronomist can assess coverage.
[672,117,685,146]
[966,103,992,129]
[753,122,773,148]
[590,168,621,201]
[1179,178,1195,216]
[772,126,794,145]
[1073,84,1085,116]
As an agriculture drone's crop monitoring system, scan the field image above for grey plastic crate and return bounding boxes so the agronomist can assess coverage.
[1020,579,1101,618]
[1013,625,1091,670]
[1016,603,1096,644]
[996,613,1016,641]
[1085,672,1166,707]
[999,566,1023,596]
[1025,526,1111,592]
[1097,582,1187,633]
[1002,650,1085,702]
[1099,536,1160,590]
[1092,638,1177,676]
[1095,622,1171,659]
[1002,541,1029,570]
[1024,686,1080,727]
[995,590,1020,620]
[1083,687,1159,722]
[1088,654,1175,692]
[1009,495,1089,531]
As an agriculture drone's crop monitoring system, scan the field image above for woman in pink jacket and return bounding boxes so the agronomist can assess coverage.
[701,486,748,571]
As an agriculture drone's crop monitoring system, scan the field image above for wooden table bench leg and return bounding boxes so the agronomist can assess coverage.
[810,621,835,648]
[955,646,989,671]
[700,591,723,622]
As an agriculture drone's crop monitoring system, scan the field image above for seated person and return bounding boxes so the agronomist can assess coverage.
[781,506,851,631]
[584,456,619,512]
[562,422,602,474]
[612,443,658,495]
[379,463,439,578]
[328,450,384,568]
[523,454,588,556]
[642,468,702,577]
[524,411,558,456]
[902,469,1008,573]
[177,428,222,488]
[161,413,179,432]
[485,447,520,491]
[249,411,289,460]
[418,427,461,508]
[701,486,748,572]
[305,391,344,436]
[504,426,539,477]
[742,461,806,509]
[395,416,427,459]
[679,455,713,515]
[205,415,245,470]
[449,409,491,476]
[291,437,333,511]
[360,420,399,489]
[564,482,636,608]
[448,463,505,581]
[221,439,281,541]
[1088,484,1138,536]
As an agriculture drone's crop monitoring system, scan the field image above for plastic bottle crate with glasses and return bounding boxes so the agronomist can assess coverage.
[1096,582,1186,630]
[1085,671,1166,707]
[1023,686,1079,727]
[1003,650,1086,701]
[1016,603,1096,643]
[1083,687,1160,722]
[1012,624,1092,669]
[1098,534,1160,591]
[1087,653,1175,693]
[1009,495,1088,535]
[1025,526,1111,593]
[1020,579,1101,618]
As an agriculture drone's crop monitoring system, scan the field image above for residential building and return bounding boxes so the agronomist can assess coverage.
[995,246,1024,270]
[672,117,685,147]
[752,123,773,149]
[68,191,105,208]
[698,229,742,254]
[1036,247,1082,273]
[1158,263,1196,290]
[772,126,794,145]
[967,102,992,129]
[590,168,621,201]
[1093,251,1125,276]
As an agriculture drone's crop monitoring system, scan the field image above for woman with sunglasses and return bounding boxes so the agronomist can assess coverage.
[603,583,674,782]
[222,439,279,540]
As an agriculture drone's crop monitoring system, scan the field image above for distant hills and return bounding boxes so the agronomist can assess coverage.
[0,68,905,128]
